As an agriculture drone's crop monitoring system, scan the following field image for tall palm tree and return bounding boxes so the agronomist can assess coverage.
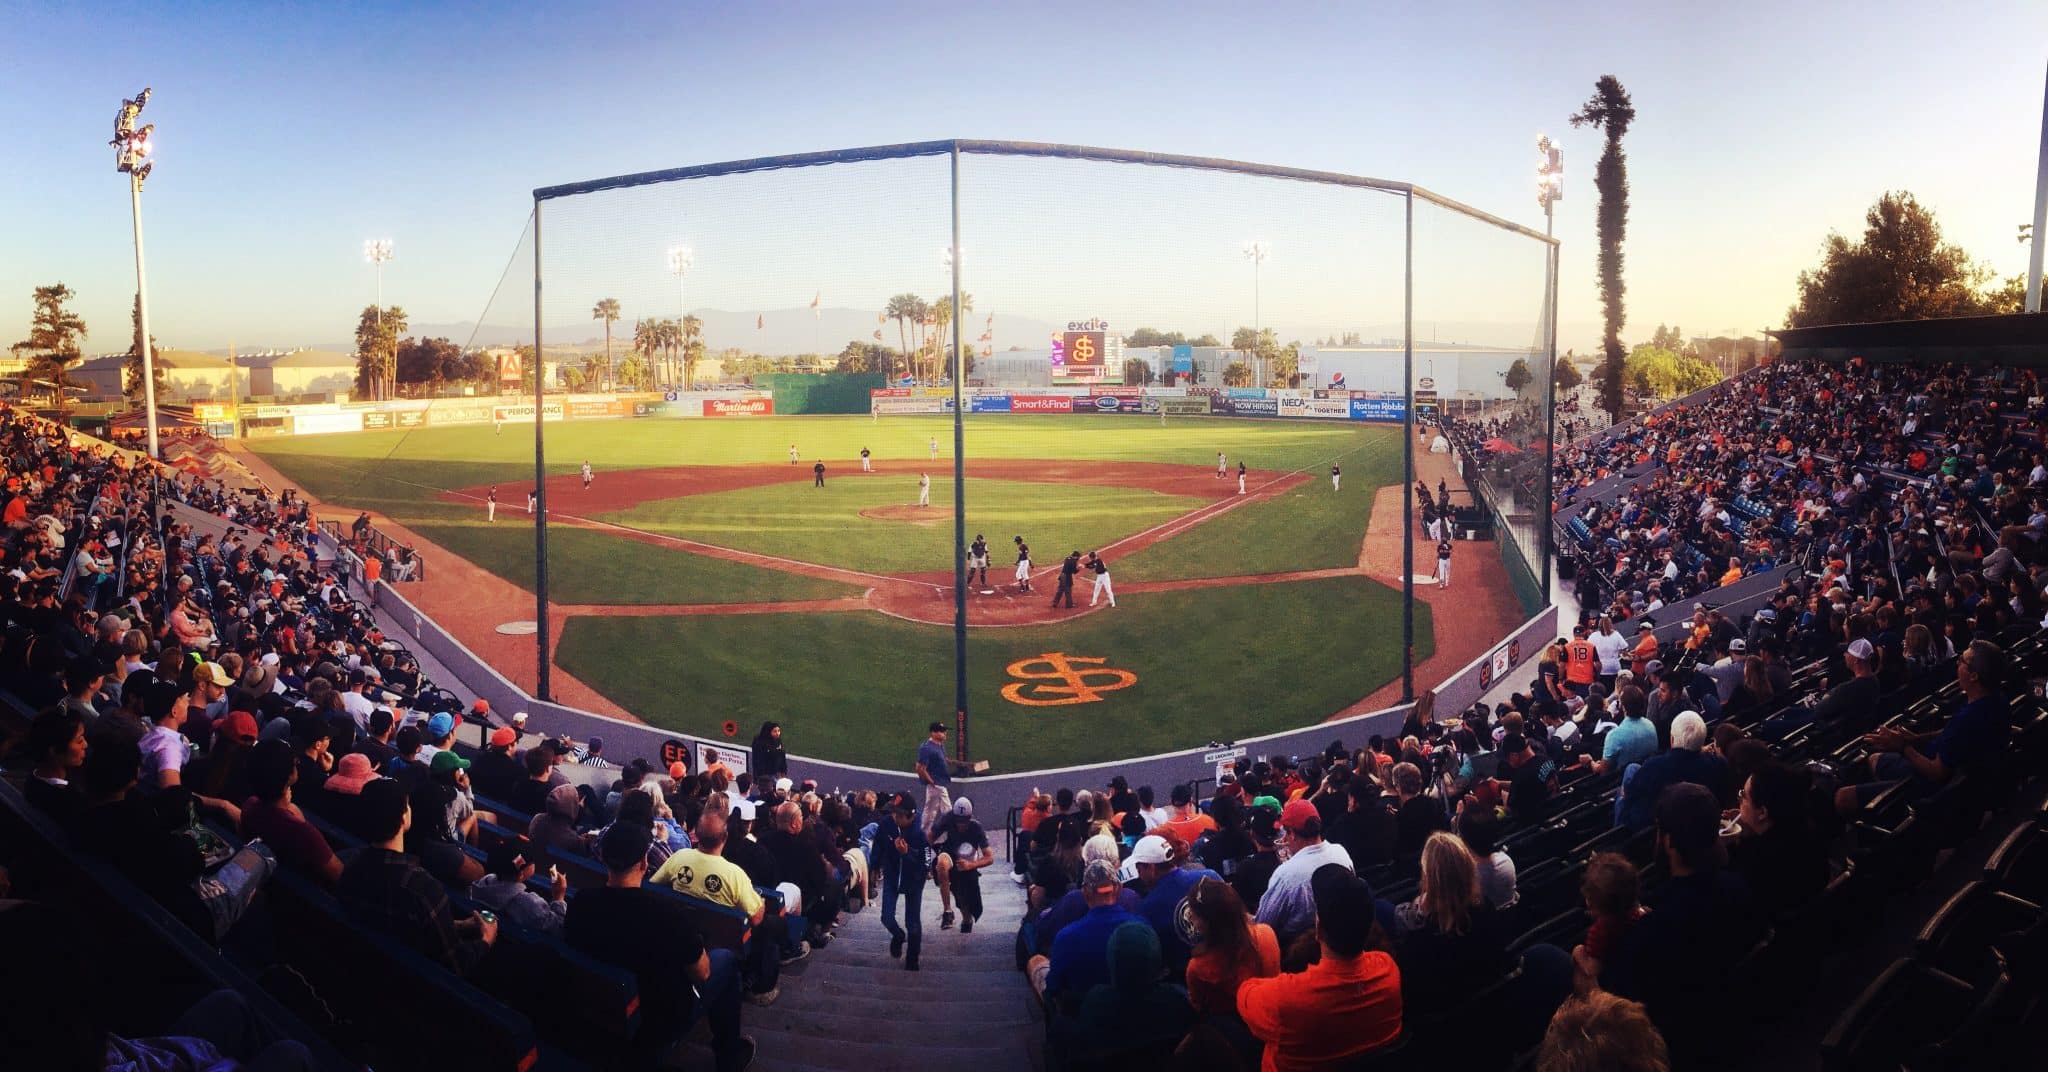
[1570,75,1637,424]
[884,293,922,382]
[931,293,973,383]
[592,298,621,390]
[681,314,703,390]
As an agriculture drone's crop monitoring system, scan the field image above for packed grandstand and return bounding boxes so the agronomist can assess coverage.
[4,354,2048,1072]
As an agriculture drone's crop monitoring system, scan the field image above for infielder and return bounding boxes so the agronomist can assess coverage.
[1086,551,1115,607]
[1331,463,1341,491]
[861,447,873,472]
[526,487,537,515]
[486,485,497,523]
[968,534,990,588]
[1237,461,1247,496]
[1216,452,1226,479]
[581,460,593,490]
[929,436,939,460]
[918,473,931,507]
[789,444,799,465]
[1437,537,1454,589]
[1012,536,1033,593]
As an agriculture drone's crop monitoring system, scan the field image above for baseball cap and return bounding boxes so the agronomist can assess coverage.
[1082,859,1121,894]
[732,798,758,822]
[668,761,689,780]
[1128,834,1173,867]
[1847,638,1876,661]
[1643,660,1665,679]
[775,777,794,793]
[928,721,947,733]
[511,711,529,724]
[472,699,490,714]
[489,726,517,747]
[430,749,471,774]
[952,796,974,818]
[199,662,233,687]
[425,712,455,739]
[1250,794,1282,813]
[1279,799,1320,835]
[219,711,260,745]
[1728,638,1747,653]
[1637,620,1655,632]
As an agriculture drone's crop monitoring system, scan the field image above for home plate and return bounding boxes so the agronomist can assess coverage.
[979,589,996,595]
[1405,575,1440,584]
[497,621,539,635]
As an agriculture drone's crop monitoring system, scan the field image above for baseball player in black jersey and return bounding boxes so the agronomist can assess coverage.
[1012,536,1033,593]
[1085,550,1115,607]
[969,534,989,588]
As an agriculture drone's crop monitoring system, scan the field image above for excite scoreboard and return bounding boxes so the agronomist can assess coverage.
[1052,318,1123,385]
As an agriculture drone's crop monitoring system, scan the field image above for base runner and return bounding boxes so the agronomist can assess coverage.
[1086,550,1115,608]
[1012,536,1033,593]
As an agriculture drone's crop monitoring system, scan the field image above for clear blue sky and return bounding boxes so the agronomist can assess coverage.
[3,0,2044,356]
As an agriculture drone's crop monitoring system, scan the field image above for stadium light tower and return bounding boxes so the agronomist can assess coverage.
[113,88,159,460]
[1536,135,1564,605]
[667,245,693,389]
[1242,239,1268,337]
[364,239,394,398]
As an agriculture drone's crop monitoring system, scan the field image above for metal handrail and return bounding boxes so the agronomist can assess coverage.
[320,518,425,582]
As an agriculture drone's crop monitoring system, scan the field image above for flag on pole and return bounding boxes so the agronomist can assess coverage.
[756,314,764,330]
[872,329,883,341]
[810,291,820,318]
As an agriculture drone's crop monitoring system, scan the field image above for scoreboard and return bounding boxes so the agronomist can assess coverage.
[1052,318,1122,384]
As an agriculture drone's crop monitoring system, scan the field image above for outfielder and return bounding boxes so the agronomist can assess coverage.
[1331,463,1341,491]
[1216,451,1226,479]
[1012,536,1033,593]
[861,447,873,472]
[789,444,799,465]
[969,534,990,588]
[918,473,931,507]
[1086,551,1115,608]
[486,485,497,523]
[930,436,939,460]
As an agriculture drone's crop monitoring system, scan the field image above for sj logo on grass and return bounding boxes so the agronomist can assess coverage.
[1001,653,1138,706]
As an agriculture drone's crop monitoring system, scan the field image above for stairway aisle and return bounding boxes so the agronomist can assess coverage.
[739,868,1043,1072]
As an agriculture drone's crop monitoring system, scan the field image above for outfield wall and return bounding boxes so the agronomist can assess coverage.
[375,576,1554,802]
[869,385,1408,422]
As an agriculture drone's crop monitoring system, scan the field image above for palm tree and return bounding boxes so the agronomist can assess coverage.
[930,293,973,383]
[592,298,621,390]
[681,314,703,390]
[1570,75,1637,424]
[884,293,922,382]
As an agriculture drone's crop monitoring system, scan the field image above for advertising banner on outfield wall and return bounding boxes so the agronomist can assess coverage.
[1349,397,1407,422]
[1308,397,1352,419]
[1223,396,1279,416]
[428,402,494,426]
[871,396,951,415]
[1159,396,1212,415]
[568,400,624,419]
[290,411,365,436]
[1227,388,1269,399]
[1277,393,1312,417]
[870,387,911,398]
[493,402,566,423]
[704,397,775,416]
[1008,395,1072,414]
[969,395,1012,413]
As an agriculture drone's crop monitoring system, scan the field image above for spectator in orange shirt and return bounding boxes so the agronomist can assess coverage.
[1564,628,1598,696]
[1630,620,1660,677]
[1237,864,1402,1071]
[1718,560,1743,587]
[1184,876,1280,1016]
[1147,784,1217,844]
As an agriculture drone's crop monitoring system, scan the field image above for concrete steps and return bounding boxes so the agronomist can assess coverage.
[709,867,1043,1072]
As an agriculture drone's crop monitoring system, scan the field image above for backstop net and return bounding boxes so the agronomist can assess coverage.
[455,141,1552,773]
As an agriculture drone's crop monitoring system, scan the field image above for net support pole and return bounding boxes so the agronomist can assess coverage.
[950,143,970,763]
[1401,190,1416,704]
[2030,59,2048,313]
[1541,207,1558,605]
[533,200,552,702]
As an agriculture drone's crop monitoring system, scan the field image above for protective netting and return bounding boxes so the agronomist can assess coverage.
[413,144,1553,771]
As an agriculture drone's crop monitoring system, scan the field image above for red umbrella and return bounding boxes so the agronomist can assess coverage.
[1481,437,1520,453]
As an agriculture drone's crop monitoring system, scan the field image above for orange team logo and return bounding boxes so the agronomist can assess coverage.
[1001,653,1138,706]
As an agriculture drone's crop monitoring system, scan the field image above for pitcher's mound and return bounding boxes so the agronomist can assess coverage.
[860,503,953,525]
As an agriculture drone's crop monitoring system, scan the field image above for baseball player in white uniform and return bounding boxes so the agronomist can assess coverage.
[918,473,931,507]
[1086,551,1115,608]
[1216,452,1226,479]
[789,444,799,465]
[861,447,873,472]
[1012,537,1033,592]
[929,436,939,459]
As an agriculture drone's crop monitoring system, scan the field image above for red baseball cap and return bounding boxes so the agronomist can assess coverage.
[220,711,260,745]
[1279,799,1320,834]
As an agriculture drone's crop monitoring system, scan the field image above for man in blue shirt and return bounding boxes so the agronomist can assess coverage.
[1840,639,2010,814]
[1037,860,1139,1013]
[1618,712,1728,830]
[1593,685,1659,776]
[870,799,931,971]
[1125,834,1222,973]
[915,721,952,836]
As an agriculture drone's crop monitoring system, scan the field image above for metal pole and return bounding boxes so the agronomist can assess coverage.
[533,201,552,702]
[1541,204,1558,605]
[1401,190,1415,703]
[130,174,159,461]
[2029,60,2048,313]
[950,143,969,763]
[374,265,383,399]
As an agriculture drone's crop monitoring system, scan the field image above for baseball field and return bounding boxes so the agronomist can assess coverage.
[249,413,1430,771]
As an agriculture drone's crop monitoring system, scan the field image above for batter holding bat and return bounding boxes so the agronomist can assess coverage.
[1012,536,1033,593]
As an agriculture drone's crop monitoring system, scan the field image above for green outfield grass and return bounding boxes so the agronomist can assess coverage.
[598,476,1205,574]
[251,415,1401,588]
[553,574,1430,771]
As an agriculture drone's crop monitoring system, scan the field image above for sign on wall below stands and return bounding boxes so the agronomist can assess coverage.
[192,403,237,422]
[871,387,912,398]
[968,395,1012,413]
[1224,396,1279,416]
[1203,745,1247,783]
[429,402,494,426]
[697,742,750,778]
[568,399,623,419]
[290,411,365,436]
[704,397,775,416]
[1227,388,1269,399]
[1008,395,1072,414]
[1308,397,1351,419]
[1350,397,1407,422]
[1277,394,1312,417]
[871,396,951,416]
[1159,396,1212,415]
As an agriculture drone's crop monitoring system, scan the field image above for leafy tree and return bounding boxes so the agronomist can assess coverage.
[1188,333,1222,348]
[1504,357,1532,393]
[1123,357,1155,385]
[615,352,646,391]
[395,336,464,392]
[353,304,405,400]
[1570,75,1636,424]
[835,341,895,374]
[14,283,87,414]
[1554,355,1583,391]
[1985,273,2026,315]
[1222,361,1252,387]
[1624,344,1720,399]
[561,365,587,392]
[1786,192,2007,326]
[591,298,621,389]
[1125,327,1187,347]
[123,292,166,403]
